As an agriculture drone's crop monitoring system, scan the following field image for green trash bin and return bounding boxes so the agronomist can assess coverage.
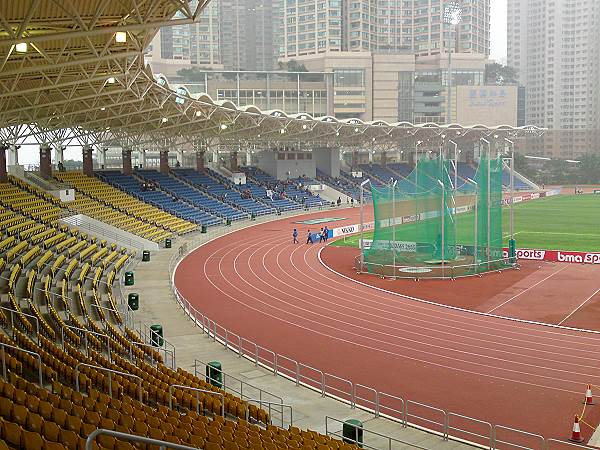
[509,238,517,265]
[128,293,139,311]
[142,250,150,262]
[201,225,207,233]
[150,324,163,347]
[165,238,171,248]
[206,361,223,389]
[226,218,232,226]
[251,212,256,220]
[124,271,134,286]
[343,419,363,448]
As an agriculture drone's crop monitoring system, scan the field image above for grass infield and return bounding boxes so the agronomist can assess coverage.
[331,194,600,252]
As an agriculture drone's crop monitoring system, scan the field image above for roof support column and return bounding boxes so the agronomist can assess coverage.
[160,150,169,174]
[39,143,52,179]
[0,144,7,183]
[381,151,387,167]
[230,150,238,173]
[98,147,106,169]
[196,150,205,172]
[82,145,94,176]
[54,144,64,165]
[122,148,133,175]
[351,150,358,169]
[138,149,146,169]
[7,145,19,166]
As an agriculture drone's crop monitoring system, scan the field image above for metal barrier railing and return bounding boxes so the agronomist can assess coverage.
[354,254,516,280]
[0,342,43,385]
[325,416,430,450]
[85,429,198,450]
[193,358,283,407]
[75,362,142,402]
[0,305,40,344]
[167,384,224,417]
[244,399,293,428]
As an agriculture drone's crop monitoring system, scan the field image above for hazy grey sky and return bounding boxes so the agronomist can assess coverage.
[490,0,507,63]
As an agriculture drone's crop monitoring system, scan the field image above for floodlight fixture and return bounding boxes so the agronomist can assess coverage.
[115,32,127,43]
[15,42,28,53]
[443,1,462,25]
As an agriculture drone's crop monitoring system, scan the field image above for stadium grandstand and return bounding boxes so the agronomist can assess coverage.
[1,2,580,450]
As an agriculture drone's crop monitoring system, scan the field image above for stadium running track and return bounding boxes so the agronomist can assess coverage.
[174,207,600,445]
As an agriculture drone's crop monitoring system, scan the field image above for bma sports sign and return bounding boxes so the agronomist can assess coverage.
[503,248,600,264]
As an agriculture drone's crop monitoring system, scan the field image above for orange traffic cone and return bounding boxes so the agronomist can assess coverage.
[569,415,584,443]
[584,384,594,405]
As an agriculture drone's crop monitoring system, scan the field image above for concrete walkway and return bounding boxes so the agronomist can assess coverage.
[123,209,475,450]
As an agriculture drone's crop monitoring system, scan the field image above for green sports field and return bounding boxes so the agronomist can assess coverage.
[332,194,600,252]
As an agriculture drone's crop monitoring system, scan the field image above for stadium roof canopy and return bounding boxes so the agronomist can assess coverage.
[0,0,543,151]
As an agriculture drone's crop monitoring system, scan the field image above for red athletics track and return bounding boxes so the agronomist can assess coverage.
[174,207,600,444]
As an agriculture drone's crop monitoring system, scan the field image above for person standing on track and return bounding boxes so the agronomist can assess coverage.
[323,226,329,242]
[306,230,314,244]
[319,228,326,243]
[293,228,298,244]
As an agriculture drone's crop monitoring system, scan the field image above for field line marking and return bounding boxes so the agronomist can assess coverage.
[557,287,600,326]
[517,231,600,237]
[486,265,570,314]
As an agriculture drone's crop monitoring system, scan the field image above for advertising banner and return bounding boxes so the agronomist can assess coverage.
[502,248,600,264]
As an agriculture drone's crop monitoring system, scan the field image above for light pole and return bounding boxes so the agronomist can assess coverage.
[437,179,445,278]
[448,140,459,192]
[504,139,515,240]
[390,178,398,277]
[443,2,462,124]
[480,137,491,269]
[359,178,371,271]
[467,177,478,272]
[415,140,423,190]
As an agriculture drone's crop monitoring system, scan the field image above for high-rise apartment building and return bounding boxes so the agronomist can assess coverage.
[508,0,600,156]
[219,0,277,70]
[148,0,277,75]
[277,0,490,58]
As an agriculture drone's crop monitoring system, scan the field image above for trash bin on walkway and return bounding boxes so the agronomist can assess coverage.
[124,271,134,286]
[342,419,363,448]
[201,225,207,233]
[150,324,164,347]
[128,293,139,311]
[165,238,171,248]
[206,361,223,388]
[142,250,150,262]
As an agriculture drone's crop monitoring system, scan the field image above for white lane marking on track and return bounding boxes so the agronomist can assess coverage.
[267,243,600,374]
[173,225,596,394]
[558,287,600,326]
[205,242,585,394]
[201,236,597,390]
[315,246,600,344]
[199,231,600,355]
[486,265,570,313]
[293,247,600,367]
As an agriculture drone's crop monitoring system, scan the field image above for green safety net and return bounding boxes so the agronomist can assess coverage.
[362,154,508,278]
